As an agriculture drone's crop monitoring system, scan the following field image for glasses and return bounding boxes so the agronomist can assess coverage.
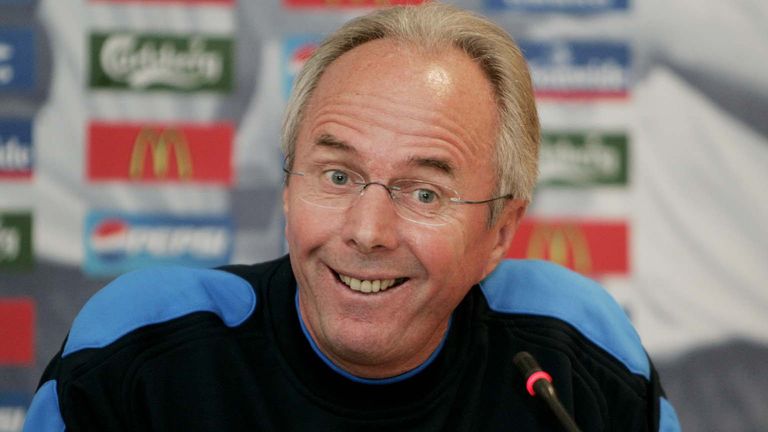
[283,164,513,226]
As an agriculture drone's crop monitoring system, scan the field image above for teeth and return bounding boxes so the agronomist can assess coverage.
[338,273,398,293]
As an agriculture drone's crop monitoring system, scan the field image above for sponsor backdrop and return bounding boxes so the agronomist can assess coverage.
[1,0,767,430]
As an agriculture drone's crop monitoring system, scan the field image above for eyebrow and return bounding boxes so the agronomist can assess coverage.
[313,133,455,178]
[314,134,356,153]
[407,156,455,178]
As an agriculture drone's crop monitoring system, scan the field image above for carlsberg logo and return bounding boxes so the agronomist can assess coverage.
[0,213,32,269]
[90,33,233,92]
[539,132,628,187]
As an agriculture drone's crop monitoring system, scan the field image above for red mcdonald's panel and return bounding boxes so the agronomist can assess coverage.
[0,298,35,366]
[87,121,234,185]
[507,219,629,276]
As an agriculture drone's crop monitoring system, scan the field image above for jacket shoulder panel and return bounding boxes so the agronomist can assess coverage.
[22,380,64,432]
[479,259,649,378]
[62,266,256,357]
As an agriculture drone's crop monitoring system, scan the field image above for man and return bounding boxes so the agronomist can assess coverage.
[25,3,679,431]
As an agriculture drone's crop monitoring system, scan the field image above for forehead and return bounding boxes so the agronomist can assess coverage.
[296,39,499,180]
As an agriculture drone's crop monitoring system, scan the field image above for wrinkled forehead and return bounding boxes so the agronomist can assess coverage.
[311,39,493,107]
[297,39,499,158]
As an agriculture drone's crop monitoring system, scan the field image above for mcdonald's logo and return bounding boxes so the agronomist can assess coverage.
[87,121,233,184]
[129,128,193,180]
[507,219,629,276]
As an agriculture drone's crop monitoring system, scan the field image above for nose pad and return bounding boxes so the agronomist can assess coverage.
[359,181,394,199]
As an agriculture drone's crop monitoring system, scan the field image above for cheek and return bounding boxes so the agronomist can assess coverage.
[285,199,335,253]
[412,233,477,318]
[420,220,494,284]
[411,224,470,277]
[288,222,318,250]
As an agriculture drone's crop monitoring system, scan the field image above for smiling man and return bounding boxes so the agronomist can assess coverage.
[283,35,523,381]
[25,3,679,431]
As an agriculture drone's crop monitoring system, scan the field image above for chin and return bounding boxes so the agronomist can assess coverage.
[324,320,402,364]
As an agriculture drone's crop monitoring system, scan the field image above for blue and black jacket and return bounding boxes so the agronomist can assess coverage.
[24,255,680,431]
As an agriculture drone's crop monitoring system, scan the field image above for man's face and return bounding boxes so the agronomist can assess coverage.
[283,39,525,378]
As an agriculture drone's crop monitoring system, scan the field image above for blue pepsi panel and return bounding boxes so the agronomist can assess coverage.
[83,211,235,277]
[0,392,32,432]
[0,118,34,178]
[0,27,36,93]
[281,34,322,100]
[485,0,629,13]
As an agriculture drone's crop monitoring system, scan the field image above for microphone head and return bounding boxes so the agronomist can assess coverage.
[514,351,553,397]
[513,352,581,432]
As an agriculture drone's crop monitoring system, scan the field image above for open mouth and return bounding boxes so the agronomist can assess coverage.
[334,270,408,294]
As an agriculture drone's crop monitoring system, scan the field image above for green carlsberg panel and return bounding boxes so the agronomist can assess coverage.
[0,212,33,271]
[89,33,234,92]
[539,131,629,187]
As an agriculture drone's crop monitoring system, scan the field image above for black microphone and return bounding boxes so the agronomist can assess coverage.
[513,351,582,432]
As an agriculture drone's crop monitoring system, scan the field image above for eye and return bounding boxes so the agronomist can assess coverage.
[412,187,439,204]
[323,169,350,186]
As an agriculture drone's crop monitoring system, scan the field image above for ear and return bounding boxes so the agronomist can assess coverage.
[482,200,528,278]
[282,186,291,238]
[282,186,289,216]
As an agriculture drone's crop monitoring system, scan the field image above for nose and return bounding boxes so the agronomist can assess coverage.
[341,183,400,254]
